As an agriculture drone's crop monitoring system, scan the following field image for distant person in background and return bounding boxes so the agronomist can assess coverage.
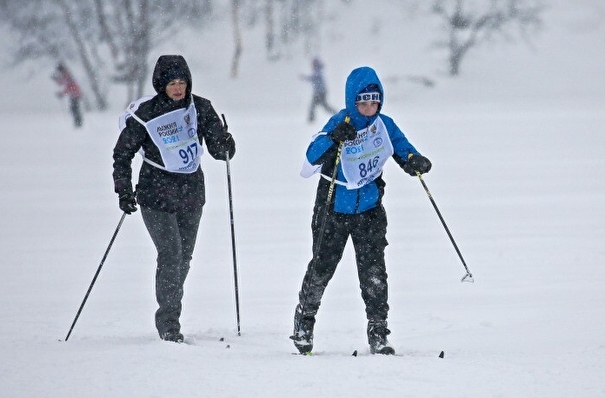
[52,63,83,128]
[300,57,336,123]
[113,55,236,343]
[291,66,432,355]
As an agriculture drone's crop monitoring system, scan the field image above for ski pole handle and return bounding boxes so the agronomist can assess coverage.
[221,114,228,131]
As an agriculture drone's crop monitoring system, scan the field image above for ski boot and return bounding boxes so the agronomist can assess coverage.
[161,330,184,343]
[368,321,395,355]
[290,305,315,354]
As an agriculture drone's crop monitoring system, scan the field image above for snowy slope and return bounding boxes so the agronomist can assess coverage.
[1,1,604,396]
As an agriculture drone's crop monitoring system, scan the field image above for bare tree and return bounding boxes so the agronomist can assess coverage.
[228,0,328,69]
[95,0,212,101]
[105,0,152,101]
[230,0,243,78]
[431,0,544,75]
[275,0,321,59]
[0,0,215,108]
[55,0,108,110]
[265,0,277,59]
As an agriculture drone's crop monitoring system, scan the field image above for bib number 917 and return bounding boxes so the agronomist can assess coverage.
[179,143,198,164]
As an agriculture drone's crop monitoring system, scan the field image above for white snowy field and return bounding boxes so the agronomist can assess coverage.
[1,1,605,397]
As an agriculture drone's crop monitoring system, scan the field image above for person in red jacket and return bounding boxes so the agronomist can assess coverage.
[52,63,83,127]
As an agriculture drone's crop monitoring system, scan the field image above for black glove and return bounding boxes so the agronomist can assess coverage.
[330,121,357,143]
[214,132,235,161]
[118,193,138,214]
[222,132,235,159]
[403,154,432,176]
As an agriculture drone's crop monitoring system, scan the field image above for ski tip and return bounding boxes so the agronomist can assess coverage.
[439,350,445,358]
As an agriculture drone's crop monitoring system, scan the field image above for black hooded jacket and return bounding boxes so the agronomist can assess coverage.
[113,55,236,213]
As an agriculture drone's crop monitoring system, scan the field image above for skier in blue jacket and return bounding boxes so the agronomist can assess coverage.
[300,57,336,122]
[291,66,432,355]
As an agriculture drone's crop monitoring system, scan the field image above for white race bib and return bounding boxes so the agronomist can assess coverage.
[340,116,393,189]
[125,99,203,174]
[119,95,153,131]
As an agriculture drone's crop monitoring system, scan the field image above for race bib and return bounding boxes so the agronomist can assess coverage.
[119,95,153,131]
[126,99,203,174]
[340,116,393,189]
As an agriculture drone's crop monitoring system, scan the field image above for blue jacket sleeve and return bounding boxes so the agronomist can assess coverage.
[305,111,347,165]
[381,115,420,167]
[306,133,335,165]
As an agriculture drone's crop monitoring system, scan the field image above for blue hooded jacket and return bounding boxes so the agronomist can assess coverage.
[305,66,421,214]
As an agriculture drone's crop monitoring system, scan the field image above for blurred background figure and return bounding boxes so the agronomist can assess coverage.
[300,57,335,123]
[52,63,83,128]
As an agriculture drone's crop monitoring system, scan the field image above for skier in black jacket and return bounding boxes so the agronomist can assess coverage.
[112,55,235,342]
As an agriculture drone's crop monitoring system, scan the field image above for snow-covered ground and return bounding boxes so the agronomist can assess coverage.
[1,1,604,396]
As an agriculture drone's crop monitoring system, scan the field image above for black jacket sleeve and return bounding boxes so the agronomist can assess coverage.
[112,117,147,195]
[195,96,236,161]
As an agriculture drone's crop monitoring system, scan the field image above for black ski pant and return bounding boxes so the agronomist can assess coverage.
[297,204,390,324]
[141,206,203,337]
[70,97,82,127]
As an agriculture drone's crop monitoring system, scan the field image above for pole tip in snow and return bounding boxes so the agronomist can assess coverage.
[439,351,445,358]
[461,273,474,283]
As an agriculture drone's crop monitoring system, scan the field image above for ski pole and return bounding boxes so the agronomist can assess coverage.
[221,114,241,336]
[415,172,474,283]
[297,116,349,325]
[64,212,127,341]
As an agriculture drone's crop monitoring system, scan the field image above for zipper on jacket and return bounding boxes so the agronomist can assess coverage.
[353,119,371,214]
[354,189,361,214]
